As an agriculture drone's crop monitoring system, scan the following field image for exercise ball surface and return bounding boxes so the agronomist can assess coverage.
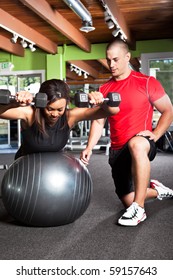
[1,152,93,227]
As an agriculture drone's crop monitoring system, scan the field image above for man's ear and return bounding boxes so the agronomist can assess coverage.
[126,51,131,62]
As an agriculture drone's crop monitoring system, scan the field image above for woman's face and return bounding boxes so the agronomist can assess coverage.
[44,98,67,125]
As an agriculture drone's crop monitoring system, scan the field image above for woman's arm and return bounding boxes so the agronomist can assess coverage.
[68,91,120,127]
[0,91,34,121]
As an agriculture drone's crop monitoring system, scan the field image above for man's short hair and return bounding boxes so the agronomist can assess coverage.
[106,38,129,53]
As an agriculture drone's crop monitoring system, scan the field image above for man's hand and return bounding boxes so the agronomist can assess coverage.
[80,148,93,165]
[136,130,157,141]
[88,91,104,105]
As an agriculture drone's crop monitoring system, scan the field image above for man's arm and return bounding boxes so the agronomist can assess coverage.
[152,95,173,141]
[137,95,173,141]
[80,118,106,165]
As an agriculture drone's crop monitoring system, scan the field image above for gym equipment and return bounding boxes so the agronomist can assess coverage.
[1,152,93,227]
[0,89,47,108]
[74,91,121,108]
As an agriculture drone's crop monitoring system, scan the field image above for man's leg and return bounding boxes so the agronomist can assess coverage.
[118,136,153,226]
[127,136,151,208]
[109,146,133,204]
[121,189,158,208]
[117,136,173,226]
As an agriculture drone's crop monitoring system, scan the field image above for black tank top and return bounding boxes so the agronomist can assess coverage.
[15,114,70,159]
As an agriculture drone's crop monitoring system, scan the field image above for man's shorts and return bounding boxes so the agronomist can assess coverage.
[108,136,157,199]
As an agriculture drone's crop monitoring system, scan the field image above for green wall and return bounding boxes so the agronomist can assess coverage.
[0,49,46,70]
[132,39,173,57]
[0,39,173,80]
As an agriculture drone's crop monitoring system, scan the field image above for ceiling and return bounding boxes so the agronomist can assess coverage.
[0,0,173,85]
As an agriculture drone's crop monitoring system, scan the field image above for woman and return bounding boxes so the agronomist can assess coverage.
[0,79,119,159]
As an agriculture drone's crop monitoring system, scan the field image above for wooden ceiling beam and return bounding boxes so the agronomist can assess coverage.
[0,34,24,56]
[67,78,109,86]
[0,8,57,54]
[66,68,79,80]
[98,59,110,70]
[68,60,99,78]
[19,0,91,53]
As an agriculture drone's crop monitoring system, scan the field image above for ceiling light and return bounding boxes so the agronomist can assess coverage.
[104,11,114,29]
[80,21,95,33]
[0,24,37,51]
[100,2,128,40]
[112,28,121,37]
[78,70,82,76]
[120,34,126,41]
[84,72,88,79]
[70,64,89,78]
[10,33,18,44]
[63,0,95,32]
[70,65,74,71]
[20,39,28,48]
[29,43,36,52]
[106,19,114,29]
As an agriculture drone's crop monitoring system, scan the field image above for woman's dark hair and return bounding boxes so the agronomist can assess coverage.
[35,79,70,134]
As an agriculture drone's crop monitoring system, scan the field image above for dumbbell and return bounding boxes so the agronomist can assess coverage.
[74,91,121,108]
[0,89,47,108]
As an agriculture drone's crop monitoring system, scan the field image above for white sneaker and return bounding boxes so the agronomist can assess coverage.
[118,202,147,226]
[150,179,173,200]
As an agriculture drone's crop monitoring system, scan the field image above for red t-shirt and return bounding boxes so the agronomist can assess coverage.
[99,71,166,150]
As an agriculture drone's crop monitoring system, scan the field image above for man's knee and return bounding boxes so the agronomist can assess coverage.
[128,136,150,156]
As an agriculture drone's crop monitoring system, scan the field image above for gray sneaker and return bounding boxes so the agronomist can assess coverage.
[150,179,173,200]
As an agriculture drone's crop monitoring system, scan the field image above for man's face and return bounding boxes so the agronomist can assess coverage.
[106,45,130,79]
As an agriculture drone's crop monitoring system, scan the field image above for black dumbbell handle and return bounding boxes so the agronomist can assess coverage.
[74,91,121,107]
[0,89,47,108]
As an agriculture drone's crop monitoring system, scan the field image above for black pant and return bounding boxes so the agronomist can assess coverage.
[108,136,157,199]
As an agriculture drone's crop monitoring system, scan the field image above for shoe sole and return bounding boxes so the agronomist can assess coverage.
[118,213,147,227]
[150,181,173,199]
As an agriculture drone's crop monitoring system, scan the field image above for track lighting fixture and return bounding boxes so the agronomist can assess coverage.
[0,24,36,52]
[20,39,28,48]
[70,64,89,79]
[78,70,82,76]
[29,43,36,52]
[106,19,114,29]
[84,72,89,79]
[104,11,114,29]
[10,33,18,44]
[120,33,126,42]
[70,65,74,71]
[112,28,121,37]
[99,0,127,40]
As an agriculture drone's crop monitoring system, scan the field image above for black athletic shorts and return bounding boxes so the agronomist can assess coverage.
[108,136,157,199]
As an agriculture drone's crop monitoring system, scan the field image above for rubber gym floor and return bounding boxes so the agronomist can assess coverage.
[0,148,173,260]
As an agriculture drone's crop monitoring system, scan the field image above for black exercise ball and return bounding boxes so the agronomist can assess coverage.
[1,152,93,227]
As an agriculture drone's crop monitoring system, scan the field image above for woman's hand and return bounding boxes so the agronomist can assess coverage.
[16,91,33,106]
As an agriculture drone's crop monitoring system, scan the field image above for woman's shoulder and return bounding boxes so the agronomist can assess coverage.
[20,106,35,127]
[66,107,81,127]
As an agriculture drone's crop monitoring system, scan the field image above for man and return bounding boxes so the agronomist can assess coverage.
[80,38,173,226]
